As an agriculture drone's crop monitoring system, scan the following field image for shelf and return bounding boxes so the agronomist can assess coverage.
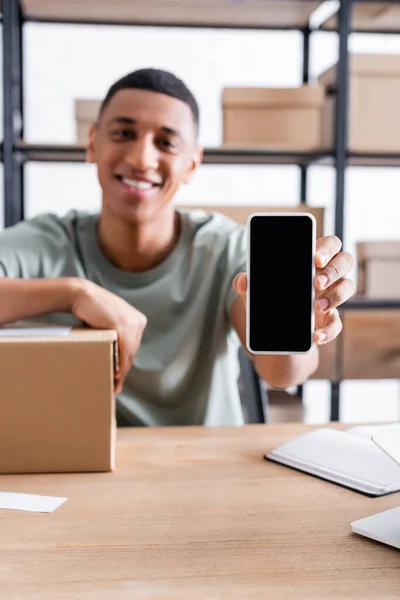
[17,144,88,163]
[202,147,332,166]
[21,0,322,29]
[16,143,333,166]
[348,151,400,167]
[15,143,400,168]
[322,2,400,34]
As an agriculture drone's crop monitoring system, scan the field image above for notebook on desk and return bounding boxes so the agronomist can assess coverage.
[266,424,400,497]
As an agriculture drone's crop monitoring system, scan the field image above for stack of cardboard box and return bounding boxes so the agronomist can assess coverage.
[221,85,324,150]
[76,54,400,153]
[221,53,400,153]
[75,100,102,144]
[357,241,400,298]
[319,54,400,153]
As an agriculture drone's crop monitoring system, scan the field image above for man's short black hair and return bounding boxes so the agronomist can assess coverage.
[100,68,200,133]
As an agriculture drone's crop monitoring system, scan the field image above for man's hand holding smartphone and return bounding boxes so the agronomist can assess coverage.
[312,235,355,345]
[233,214,355,353]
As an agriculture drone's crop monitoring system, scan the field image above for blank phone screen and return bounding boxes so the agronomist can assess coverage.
[248,215,314,353]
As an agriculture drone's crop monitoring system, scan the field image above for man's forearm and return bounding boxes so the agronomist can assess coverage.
[253,346,319,388]
[0,277,81,324]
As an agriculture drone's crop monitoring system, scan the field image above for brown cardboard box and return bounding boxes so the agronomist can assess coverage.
[75,99,102,144]
[179,205,325,239]
[222,86,324,150]
[342,310,400,379]
[319,54,400,152]
[0,327,117,474]
[357,241,400,298]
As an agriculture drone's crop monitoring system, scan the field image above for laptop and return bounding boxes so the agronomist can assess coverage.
[351,429,400,550]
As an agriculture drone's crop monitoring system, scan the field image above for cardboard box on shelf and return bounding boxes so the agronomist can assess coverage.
[0,327,117,474]
[221,85,324,150]
[314,310,400,382]
[357,241,400,298]
[75,99,102,144]
[179,205,325,240]
[342,310,400,380]
[319,54,400,153]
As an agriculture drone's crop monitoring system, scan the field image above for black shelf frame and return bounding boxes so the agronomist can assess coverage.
[13,143,400,167]
[16,143,334,165]
[25,17,313,32]
[3,0,400,421]
[3,0,24,225]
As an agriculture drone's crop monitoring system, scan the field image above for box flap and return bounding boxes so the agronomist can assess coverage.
[319,53,400,87]
[351,53,400,76]
[357,241,400,261]
[0,326,117,345]
[222,85,324,108]
[75,99,102,121]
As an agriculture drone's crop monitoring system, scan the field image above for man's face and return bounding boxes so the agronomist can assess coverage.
[88,88,202,224]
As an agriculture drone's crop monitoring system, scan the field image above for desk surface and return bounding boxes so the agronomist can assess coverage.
[1,423,400,599]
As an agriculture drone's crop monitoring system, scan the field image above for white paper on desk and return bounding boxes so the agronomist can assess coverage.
[0,492,67,513]
[372,430,400,468]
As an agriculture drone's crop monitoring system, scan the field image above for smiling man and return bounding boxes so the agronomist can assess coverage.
[0,68,355,426]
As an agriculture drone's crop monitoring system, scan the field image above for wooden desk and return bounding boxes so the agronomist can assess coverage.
[1,424,400,599]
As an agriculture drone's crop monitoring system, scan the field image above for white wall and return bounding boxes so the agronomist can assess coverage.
[2,23,400,421]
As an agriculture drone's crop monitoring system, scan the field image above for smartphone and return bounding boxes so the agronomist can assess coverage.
[246,213,316,355]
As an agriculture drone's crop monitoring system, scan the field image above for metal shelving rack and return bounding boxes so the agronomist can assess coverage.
[2,0,400,420]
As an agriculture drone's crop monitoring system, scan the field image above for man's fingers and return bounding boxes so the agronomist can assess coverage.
[315,235,342,268]
[114,333,126,393]
[314,308,342,345]
[114,332,133,394]
[121,354,134,387]
[115,378,123,394]
[114,347,134,394]
[315,251,354,291]
[232,272,247,295]
[315,277,356,312]
[114,319,147,394]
